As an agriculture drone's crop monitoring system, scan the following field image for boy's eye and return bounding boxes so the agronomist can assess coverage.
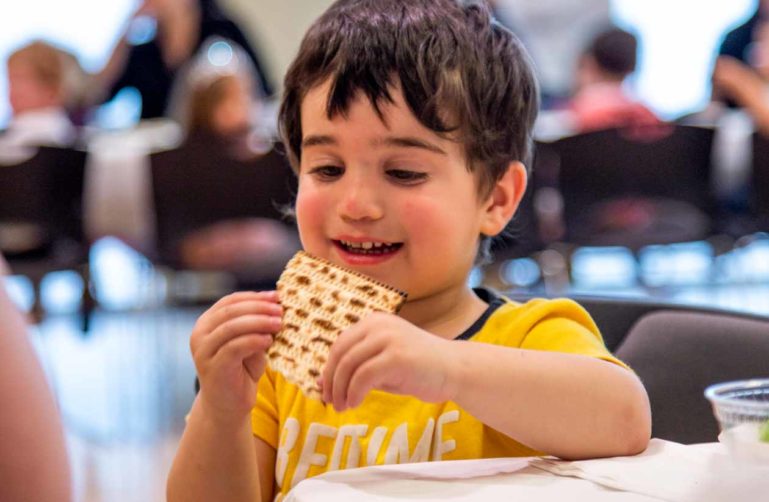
[308,165,344,180]
[386,169,428,184]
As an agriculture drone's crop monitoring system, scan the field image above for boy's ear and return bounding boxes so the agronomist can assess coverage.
[479,161,528,237]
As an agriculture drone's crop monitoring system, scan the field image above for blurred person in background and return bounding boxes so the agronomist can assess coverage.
[89,0,273,121]
[490,0,610,108]
[718,0,769,65]
[535,26,659,139]
[0,255,72,502]
[170,46,299,288]
[713,20,769,136]
[0,41,80,162]
[173,39,270,158]
[568,26,660,132]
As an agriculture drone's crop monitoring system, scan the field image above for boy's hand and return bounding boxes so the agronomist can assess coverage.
[320,312,458,410]
[190,291,282,422]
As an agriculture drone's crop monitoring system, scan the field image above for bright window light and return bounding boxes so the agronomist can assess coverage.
[611,0,756,119]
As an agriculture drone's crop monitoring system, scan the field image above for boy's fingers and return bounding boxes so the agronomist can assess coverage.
[243,352,266,381]
[327,334,385,410]
[200,300,282,335]
[193,292,279,342]
[196,315,281,362]
[346,357,390,408]
[201,291,279,322]
[197,292,280,328]
[209,290,279,311]
[322,320,369,391]
[212,333,272,371]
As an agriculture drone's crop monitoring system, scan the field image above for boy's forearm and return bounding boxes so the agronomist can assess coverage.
[447,342,651,460]
[167,397,263,502]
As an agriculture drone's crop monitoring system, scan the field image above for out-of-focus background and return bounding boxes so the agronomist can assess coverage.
[3,0,769,500]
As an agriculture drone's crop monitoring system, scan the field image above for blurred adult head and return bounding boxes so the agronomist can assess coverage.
[6,41,70,115]
[575,27,638,91]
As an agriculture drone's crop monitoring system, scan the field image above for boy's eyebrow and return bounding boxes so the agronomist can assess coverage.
[302,135,337,148]
[301,134,447,155]
[379,136,447,155]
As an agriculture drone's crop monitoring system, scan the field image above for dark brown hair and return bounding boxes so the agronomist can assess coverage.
[586,27,638,77]
[187,74,239,134]
[278,0,539,196]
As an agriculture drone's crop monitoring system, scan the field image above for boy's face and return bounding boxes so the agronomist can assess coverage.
[7,60,58,115]
[295,80,506,302]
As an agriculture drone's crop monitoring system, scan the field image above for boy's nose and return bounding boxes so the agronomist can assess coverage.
[337,179,384,222]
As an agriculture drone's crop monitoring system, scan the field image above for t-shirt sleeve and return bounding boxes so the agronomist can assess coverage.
[516,298,629,369]
[251,368,280,449]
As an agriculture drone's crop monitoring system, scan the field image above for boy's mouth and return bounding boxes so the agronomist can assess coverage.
[334,240,403,256]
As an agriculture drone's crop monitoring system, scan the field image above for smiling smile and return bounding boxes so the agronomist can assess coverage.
[336,240,403,254]
[333,239,403,265]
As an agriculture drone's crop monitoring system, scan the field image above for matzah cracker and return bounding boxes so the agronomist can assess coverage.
[267,251,407,399]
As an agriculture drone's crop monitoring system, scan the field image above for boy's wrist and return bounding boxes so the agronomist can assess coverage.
[194,392,255,430]
[440,340,466,403]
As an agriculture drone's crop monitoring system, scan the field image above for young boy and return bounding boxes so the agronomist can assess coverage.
[167,1,651,501]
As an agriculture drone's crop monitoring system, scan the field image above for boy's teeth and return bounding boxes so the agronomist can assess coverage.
[339,240,399,254]
[342,240,387,248]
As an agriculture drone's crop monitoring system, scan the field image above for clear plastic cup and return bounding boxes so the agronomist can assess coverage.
[705,378,769,463]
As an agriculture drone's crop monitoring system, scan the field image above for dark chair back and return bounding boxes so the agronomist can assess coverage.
[505,292,768,352]
[150,139,297,267]
[751,132,769,229]
[536,126,716,249]
[615,310,769,444]
[0,146,90,326]
[0,146,87,258]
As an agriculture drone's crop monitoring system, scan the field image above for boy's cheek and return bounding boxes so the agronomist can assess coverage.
[294,190,328,243]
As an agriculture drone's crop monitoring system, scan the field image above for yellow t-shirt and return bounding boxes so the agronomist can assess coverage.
[252,292,627,498]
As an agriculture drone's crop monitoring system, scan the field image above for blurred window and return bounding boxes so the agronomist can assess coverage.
[612,0,755,119]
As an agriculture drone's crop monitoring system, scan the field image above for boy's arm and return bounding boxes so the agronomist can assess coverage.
[322,313,650,460]
[447,341,651,460]
[167,396,276,502]
[167,291,282,502]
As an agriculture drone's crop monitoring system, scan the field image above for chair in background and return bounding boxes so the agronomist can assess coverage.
[535,125,716,250]
[751,131,769,231]
[504,292,767,352]
[615,309,769,444]
[0,146,92,327]
[150,140,298,296]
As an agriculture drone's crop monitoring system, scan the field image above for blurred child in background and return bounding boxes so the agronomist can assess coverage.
[1,41,80,161]
[569,26,660,133]
[179,44,267,159]
[171,42,298,287]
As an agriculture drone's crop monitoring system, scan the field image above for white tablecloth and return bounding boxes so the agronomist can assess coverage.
[286,440,769,502]
[83,120,182,253]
